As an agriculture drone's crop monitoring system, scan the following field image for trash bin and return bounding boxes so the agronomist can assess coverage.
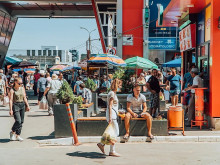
[168,106,183,128]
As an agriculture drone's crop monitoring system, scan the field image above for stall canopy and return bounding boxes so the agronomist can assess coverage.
[125,56,158,69]
[162,57,195,67]
[5,56,22,65]
[50,64,66,71]
[11,61,37,68]
[88,54,127,67]
[61,66,81,72]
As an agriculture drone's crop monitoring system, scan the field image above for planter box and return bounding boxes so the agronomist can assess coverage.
[77,117,168,136]
[92,92,100,114]
[54,104,78,138]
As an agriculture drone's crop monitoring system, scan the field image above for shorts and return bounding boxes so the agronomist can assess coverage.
[38,92,44,101]
[170,90,180,96]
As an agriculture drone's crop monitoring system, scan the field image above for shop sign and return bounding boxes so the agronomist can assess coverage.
[148,37,176,50]
[205,5,211,42]
[197,10,205,45]
[179,24,196,52]
[122,35,133,45]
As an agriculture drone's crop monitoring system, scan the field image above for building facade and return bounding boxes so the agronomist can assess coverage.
[7,46,73,68]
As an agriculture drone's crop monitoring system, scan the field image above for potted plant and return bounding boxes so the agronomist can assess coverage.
[85,78,97,92]
[54,81,83,138]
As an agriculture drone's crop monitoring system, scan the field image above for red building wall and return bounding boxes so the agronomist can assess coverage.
[122,0,144,59]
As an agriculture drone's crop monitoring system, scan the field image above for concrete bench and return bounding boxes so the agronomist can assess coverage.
[76,117,168,137]
[80,103,94,117]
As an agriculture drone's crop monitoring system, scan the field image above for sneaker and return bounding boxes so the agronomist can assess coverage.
[16,136,24,142]
[97,143,105,154]
[109,152,120,157]
[10,131,16,141]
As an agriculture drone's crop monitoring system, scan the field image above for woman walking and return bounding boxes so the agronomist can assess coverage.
[43,74,62,116]
[9,77,30,141]
[97,79,121,157]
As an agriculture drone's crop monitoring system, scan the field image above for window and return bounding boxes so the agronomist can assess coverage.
[38,50,42,56]
[27,50,30,56]
[32,50,35,56]
[48,50,51,56]
[53,50,57,56]
[58,50,62,62]
[43,50,46,56]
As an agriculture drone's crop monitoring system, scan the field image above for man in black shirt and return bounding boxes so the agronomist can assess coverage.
[146,69,160,118]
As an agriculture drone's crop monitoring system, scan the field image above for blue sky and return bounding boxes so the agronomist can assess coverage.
[8,18,103,54]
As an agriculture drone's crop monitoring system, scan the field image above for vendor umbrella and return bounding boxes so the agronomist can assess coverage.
[88,54,127,67]
[125,56,158,69]
[61,66,81,72]
[50,65,66,71]
[11,61,37,68]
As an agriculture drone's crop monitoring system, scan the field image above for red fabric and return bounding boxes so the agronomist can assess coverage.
[34,73,40,82]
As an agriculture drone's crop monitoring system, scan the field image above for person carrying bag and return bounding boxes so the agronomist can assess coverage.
[97,79,121,157]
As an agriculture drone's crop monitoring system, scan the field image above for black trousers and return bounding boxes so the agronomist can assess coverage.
[33,81,38,96]
[12,102,25,135]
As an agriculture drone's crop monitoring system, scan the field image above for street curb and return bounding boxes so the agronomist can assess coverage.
[38,136,220,146]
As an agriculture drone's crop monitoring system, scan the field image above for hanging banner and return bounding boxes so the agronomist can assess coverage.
[205,5,211,42]
[179,24,196,52]
[197,10,205,45]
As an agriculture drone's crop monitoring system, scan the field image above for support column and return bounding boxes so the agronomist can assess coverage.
[210,0,220,118]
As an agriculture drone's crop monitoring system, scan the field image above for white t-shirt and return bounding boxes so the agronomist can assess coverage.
[191,75,203,93]
[106,91,118,121]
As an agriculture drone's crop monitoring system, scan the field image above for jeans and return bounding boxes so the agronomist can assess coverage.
[12,102,25,135]
[33,81,38,96]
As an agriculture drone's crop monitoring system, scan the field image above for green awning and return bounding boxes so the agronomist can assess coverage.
[125,56,158,69]
[5,56,22,65]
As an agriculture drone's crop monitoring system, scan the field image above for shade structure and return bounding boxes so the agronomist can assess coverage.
[11,61,37,68]
[5,56,22,65]
[61,66,81,72]
[88,54,127,67]
[162,57,195,68]
[50,65,66,71]
[12,68,35,74]
[125,56,158,69]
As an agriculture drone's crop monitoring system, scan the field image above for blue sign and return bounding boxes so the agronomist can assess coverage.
[148,37,176,50]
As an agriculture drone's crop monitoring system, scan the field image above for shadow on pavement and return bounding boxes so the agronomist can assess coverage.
[27,115,49,117]
[66,151,106,159]
[28,136,55,140]
[0,139,10,143]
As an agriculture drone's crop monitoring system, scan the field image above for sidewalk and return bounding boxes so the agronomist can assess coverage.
[1,90,220,148]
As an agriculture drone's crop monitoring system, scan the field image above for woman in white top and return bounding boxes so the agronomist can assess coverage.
[97,79,121,157]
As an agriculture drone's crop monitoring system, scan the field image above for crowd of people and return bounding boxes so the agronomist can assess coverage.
[1,65,203,156]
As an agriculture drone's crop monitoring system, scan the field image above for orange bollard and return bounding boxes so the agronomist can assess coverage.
[191,88,208,129]
[66,103,81,146]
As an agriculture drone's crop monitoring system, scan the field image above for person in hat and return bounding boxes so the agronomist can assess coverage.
[186,68,203,126]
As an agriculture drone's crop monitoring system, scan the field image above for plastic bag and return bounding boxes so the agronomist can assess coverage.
[39,96,48,110]
[101,123,117,145]
[3,96,9,105]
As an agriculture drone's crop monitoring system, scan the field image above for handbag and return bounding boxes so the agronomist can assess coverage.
[39,96,48,110]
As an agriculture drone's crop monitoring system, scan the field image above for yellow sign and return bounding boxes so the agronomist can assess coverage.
[205,5,211,42]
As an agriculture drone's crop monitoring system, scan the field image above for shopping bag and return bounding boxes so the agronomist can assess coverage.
[3,96,9,105]
[39,96,48,110]
[101,123,117,145]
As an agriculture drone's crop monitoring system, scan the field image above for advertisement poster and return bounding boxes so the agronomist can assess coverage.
[0,11,5,34]
[5,17,17,46]
[179,24,196,52]
[0,15,10,44]
[197,10,205,45]
[205,5,211,42]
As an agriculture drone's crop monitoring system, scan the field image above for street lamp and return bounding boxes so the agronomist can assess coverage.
[80,27,96,77]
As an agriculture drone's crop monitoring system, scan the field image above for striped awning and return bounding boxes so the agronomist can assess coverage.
[88,54,126,67]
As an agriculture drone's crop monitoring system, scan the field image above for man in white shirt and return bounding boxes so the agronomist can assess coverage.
[187,68,203,126]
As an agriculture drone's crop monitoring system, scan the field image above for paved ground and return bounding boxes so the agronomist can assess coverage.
[1,91,220,165]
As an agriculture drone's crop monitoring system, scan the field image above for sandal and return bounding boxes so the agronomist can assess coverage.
[148,135,154,140]
[123,134,130,140]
